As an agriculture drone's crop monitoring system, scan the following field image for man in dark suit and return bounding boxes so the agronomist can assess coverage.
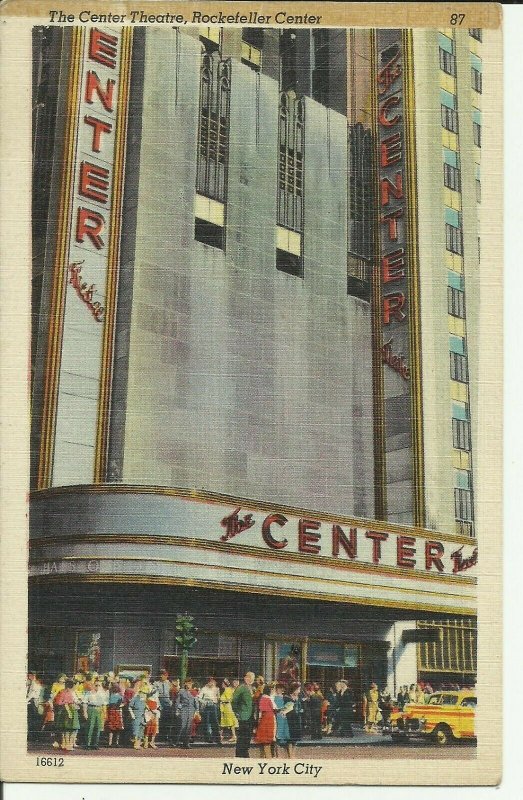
[336,679,355,737]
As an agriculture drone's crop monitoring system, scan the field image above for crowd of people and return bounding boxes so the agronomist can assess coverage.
[26,669,473,757]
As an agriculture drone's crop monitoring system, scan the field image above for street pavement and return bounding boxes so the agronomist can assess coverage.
[29,726,476,759]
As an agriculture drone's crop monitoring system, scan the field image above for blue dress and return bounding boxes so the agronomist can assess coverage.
[129,693,146,739]
[274,694,290,744]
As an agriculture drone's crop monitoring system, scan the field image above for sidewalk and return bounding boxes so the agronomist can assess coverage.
[29,726,389,752]
[297,730,387,747]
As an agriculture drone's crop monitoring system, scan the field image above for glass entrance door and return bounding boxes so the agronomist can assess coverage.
[306,641,363,719]
[306,664,363,717]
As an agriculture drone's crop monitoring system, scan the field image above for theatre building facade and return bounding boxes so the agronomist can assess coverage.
[29,24,478,698]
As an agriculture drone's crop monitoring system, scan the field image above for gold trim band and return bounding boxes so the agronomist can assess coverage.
[403,28,426,527]
[94,27,133,482]
[29,554,475,601]
[30,533,477,586]
[37,28,84,488]
[370,27,387,521]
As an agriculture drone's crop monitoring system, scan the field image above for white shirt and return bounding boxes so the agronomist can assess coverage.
[27,680,42,704]
[84,687,108,707]
[198,685,220,704]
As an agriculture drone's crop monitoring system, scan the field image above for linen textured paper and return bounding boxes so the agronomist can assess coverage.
[0,0,502,786]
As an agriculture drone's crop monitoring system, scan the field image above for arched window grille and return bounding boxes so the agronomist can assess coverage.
[196,50,231,203]
[277,91,305,232]
[349,122,374,263]
[347,122,374,300]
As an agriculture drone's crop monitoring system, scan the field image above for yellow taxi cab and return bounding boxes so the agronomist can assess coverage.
[388,690,476,745]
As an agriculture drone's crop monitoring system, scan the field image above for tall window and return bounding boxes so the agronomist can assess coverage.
[444,162,461,191]
[452,418,471,451]
[448,286,465,317]
[277,92,304,232]
[196,49,231,203]
[439,47,456,76]
[276,91,304,277]
[473,121,481,147]
[446,223,463,255]
[455,487,473,523]
[348,123,373,301]
[441,105,459,133]
[195,46,231,250]
[471,67,482,93]
[450,352,469,383]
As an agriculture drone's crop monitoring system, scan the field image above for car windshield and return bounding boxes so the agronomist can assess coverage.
[427,695,442,705]
[461,697,477,707]
[427,694,458,705]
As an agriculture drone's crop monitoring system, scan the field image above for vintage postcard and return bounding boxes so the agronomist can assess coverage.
[0,0,503,786]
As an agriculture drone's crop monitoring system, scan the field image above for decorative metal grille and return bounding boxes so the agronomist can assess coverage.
[349,123,375,264]
[277,91,305,232]
[196,50,231,203]
[418,619,477,675]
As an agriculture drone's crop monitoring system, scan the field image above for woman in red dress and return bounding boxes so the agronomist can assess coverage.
[255,684,277,759]
[106,682,124,747]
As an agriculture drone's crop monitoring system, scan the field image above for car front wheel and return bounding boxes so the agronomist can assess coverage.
[432,724,454,746]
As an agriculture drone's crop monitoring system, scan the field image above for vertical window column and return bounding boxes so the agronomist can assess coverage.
[469,32,482,249]
[347,122,373,301]
[439,28,474,536]
[195,41,231,249]
[276,91,304,277]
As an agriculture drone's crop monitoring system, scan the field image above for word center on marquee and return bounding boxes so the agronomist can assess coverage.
[219,507,477,575]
